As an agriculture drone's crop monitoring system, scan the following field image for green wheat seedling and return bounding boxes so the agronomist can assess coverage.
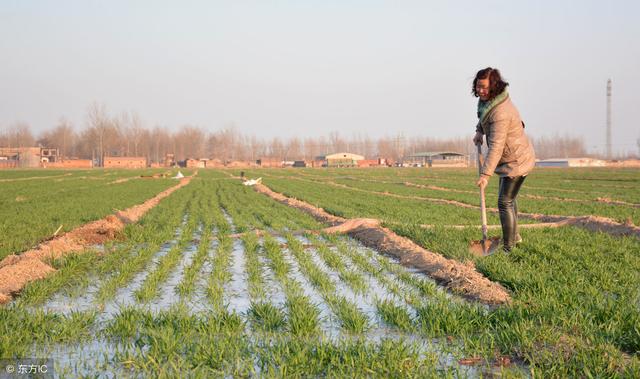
[207,219,234,313]
[285,294,320,336]
[0,306,97,357]
[247,301,287,332]
[175,221,212,298]
[305,233,367,294]
[261,235,320,335]
[286,235,335,294]
[17,251,100,305]
[324,294,369,334]
[261,235,292,282]
[105,297,252,376]
[251,334,443,377]
[0,171,178,260]
[134,216,199,302]
[331,237,407,301]
[375,298,414,332]
[285,233,370,333]
[95,242,164,304]
[215,177,321,232]
[241,232,266,300]
[16,183,193,307]
[93,189,194,304]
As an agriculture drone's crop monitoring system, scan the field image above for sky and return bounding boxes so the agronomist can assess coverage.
[1,0,639,155]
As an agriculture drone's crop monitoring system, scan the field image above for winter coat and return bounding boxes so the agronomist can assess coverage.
[476,96,536,178]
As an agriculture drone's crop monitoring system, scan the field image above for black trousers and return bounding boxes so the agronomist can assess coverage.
[498,176,526,250]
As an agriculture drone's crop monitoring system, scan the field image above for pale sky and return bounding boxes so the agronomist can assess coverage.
[1,0,638,155]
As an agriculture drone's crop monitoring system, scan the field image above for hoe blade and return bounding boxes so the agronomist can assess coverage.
[469,237,501,256]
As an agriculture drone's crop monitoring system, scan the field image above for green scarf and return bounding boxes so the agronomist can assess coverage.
[477,89,509,124]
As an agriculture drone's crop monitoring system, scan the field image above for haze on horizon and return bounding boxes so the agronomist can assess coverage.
[1,0,638,156]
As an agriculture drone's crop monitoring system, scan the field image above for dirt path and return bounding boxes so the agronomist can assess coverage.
[0,173,73,182]
[0,175,196,305]
[253,183,511,305]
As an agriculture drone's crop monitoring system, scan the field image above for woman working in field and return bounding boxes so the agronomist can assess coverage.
[472,68,536,252]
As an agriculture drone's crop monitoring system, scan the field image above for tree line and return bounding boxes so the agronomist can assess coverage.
[1,103,600,163]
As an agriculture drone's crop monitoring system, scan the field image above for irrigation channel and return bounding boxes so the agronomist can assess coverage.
[2,175,529,377]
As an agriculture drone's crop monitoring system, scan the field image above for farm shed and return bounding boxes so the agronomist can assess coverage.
[320,153,365,168]
[536,158,606,167]
[405,152,469,167]
[103,156,147,169]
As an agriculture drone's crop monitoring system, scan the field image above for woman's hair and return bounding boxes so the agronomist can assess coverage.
[472,67,509,99]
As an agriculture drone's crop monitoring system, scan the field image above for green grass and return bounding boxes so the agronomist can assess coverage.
[2,168,639,377]
[0,169,185,259]
[0,306,96,357]
[248,301,287,332]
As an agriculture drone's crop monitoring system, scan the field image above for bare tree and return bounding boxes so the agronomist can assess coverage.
[328,131,347,153]
[149,126,171,164]
[268,137,284,160]
[530,134,588,159]
[125,111,145,156]
[38,118,76,158]
[4,122,36,148]
[286,137,303,161]
[86,103,112,166]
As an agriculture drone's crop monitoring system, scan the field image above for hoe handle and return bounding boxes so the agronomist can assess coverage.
[476,144,489,241]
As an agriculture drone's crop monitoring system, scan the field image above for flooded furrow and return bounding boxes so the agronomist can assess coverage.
[225,237,251,315]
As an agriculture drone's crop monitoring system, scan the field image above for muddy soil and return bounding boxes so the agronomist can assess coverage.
[0,175,195,305]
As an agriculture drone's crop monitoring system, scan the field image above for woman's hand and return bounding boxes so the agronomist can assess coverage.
[473,131,483,146]
[476,176,488,189]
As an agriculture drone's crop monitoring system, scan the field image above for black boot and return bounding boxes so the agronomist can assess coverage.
[498,176,526,252]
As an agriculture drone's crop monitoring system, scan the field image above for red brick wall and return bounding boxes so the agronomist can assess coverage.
[104,157,147,169]
[43,159,93,169]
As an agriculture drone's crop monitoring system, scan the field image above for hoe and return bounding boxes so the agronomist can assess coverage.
[469,144,500,256]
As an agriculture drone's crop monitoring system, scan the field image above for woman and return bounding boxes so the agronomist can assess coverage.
[472,67,535,252]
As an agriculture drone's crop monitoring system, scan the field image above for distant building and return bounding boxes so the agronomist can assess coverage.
[535,158,606,168]
[44,159,92,169]
[225,160,255,168]
[318,153,365,168]
[293,160,307,167]
[207,159,225,168]
[103,156,147,169]
[357,159,382,168]
[0,147,60,168]
[164,153,176,167]
[183,158,206,168]
[405,152,469,167]
[257,158,283,168]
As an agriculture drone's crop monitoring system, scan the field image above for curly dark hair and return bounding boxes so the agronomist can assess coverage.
[472,67,509,100]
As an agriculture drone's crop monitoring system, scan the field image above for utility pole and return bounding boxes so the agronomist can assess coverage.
[606,79,612,159]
